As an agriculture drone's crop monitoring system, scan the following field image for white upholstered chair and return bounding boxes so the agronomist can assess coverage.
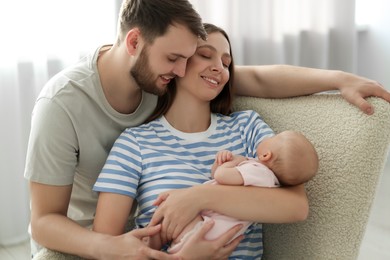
[33,94,390,260]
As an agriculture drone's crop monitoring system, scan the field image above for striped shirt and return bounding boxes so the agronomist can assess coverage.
[94,110,274,259]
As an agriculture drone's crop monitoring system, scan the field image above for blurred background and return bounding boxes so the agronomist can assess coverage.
[0,0,388,258]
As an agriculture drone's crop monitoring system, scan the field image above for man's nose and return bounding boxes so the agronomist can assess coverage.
[173,60,187,77]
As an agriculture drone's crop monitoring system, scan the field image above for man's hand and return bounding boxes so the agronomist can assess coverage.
[98,225,180,260]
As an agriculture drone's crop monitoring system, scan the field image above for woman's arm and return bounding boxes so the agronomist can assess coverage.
[93,192,134,235]
[200,184,308,222]
[151,184,308,242]
[94,191,242,259]
[234,64,390,115]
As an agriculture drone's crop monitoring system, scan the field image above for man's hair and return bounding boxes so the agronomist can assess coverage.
[145,23,235,123]
[117,0,207,44]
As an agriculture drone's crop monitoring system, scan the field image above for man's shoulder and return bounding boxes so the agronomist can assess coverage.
[38,48,98,100]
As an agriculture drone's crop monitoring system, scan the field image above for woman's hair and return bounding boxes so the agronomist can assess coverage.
[145,23,235,123]
[117,0,206,45]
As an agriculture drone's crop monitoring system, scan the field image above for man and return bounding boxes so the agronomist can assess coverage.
[26,1,240,259]
[25,0,390,259]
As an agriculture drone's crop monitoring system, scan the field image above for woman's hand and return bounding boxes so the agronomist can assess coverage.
[150,187,204,244]
[234,65,390,115]
[337,72,390,115]
[174,219,243,260]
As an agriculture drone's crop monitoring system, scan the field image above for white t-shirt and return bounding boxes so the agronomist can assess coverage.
[94,110,275,259]
[24,45,157,236]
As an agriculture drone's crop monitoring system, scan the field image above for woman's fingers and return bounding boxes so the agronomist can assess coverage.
[213,223,243,247]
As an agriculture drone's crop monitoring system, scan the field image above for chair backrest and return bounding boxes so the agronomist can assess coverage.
[233,94,390,260]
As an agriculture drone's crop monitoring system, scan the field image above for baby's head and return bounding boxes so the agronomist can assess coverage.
[257,130,318,186]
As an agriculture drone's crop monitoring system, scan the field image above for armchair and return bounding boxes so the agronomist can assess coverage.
[33,94,390,260]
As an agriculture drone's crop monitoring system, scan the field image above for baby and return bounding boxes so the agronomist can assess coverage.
[168,130,319,253]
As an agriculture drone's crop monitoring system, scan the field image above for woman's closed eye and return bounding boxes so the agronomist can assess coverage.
[196,47,231,69]
[222,61,230,68]
[168,57,178,62]
[198,52,211,59]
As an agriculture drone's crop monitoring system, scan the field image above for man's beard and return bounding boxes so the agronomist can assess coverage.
[130,46,168,96]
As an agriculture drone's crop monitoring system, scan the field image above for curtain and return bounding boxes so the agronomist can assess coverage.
[190,0,357,72]
[0,0,357,245]
[0,0,119,245]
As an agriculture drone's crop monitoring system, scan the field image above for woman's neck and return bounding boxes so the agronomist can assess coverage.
[164,97,211,133]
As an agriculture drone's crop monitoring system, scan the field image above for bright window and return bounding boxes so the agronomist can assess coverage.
[0,1,116,63]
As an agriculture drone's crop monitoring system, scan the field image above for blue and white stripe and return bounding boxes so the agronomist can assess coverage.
[94,110,274,259]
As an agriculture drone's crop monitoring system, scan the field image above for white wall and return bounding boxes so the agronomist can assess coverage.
[356,0,390,90]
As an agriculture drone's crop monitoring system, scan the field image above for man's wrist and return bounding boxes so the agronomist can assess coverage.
[89,231,112,259]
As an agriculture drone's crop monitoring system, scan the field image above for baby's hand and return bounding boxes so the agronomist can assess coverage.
[215,150,233,165]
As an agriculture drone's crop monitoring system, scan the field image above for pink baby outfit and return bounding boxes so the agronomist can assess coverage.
[168,159,280,254]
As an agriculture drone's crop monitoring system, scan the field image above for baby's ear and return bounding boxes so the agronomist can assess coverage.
[259,151,272,162]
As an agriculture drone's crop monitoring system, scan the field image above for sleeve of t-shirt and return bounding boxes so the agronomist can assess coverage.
[24,98,78,185]
[93,130,142,198]
[236,160,280,187]
[243,110,274,158]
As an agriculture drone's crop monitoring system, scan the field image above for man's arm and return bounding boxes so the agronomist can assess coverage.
[30,182,102,258]
[234,64,390,114]
[30,182,179,260]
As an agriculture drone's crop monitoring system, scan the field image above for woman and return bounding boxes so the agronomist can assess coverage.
[93,23,308,259]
